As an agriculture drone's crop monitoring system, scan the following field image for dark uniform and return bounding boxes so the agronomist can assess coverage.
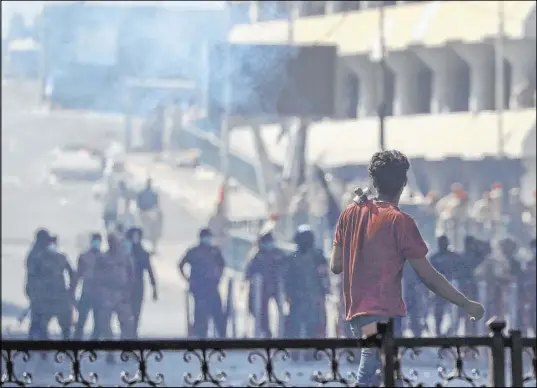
[429,236,462,336]
[126,227,158,337]
[500,239,525,330]
[457,236,488,335]
[403,261,427,336]
[73,234,103,340]
[93,234,135,340]
[179,229,226,339]
[245,233,285,338]
[25,229,52,339]
[27,235,74,340]
[283,226,329,339]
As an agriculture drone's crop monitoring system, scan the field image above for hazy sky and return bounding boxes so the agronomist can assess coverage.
[1,0,229,36]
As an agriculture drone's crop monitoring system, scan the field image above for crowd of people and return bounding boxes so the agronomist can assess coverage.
[405,234,536,337]
[24,227,158,343]
[22,222,333,344]
[20,155,536,347]
[21,188,536,347]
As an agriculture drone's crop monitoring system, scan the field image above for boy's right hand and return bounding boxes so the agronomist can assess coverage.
[463,300,485,321]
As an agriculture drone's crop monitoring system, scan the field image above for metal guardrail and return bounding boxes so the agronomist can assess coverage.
[1,320,535,387]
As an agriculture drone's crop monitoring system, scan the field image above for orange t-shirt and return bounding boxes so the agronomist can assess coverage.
[334,200,428,321]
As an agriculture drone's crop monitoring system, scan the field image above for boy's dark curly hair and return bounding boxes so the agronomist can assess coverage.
[368,150,410,198]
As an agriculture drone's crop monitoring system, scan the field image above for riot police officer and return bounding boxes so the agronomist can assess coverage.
[245,232,285,338]
[73,233,103,340]
[93,234,135,341]
[27,235,74,340]
[178,229,226,338]
[125,227,158,338]
[283,225,329,339]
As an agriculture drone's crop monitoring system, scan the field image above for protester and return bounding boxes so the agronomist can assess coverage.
[125,227,158,338]
[470,191,493,239]
[178,228,226,339]
[136,178,162,253]
[289,186,310,232]
[244,232,285,338]
[101,176,122,231]
[208,189,231,251]
[330,150,484,387]
[506,188,532,244]
[73,233,103,340]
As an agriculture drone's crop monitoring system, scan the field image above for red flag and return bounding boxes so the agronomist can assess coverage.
[218,183,225,203]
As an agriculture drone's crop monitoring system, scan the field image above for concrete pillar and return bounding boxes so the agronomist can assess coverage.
[358,73,377,117]
[334,60,356,119]
[345,58,378,118]
[362,1,382,9]
[248,1,259,23]
[470,62,494,112]
[387,52,424,116]
[503,40,536,108]
[412,47,463,113]
[431,68,455,113]
[297,1,312,17]
[452,43,495,112]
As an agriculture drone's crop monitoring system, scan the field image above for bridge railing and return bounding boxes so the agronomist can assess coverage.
[1,320,535,387]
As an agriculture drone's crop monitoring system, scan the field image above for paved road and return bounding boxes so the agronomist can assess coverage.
[1,81,205,338]
[2,347,499,387]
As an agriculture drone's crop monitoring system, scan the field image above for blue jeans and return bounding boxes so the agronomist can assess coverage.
[349,315,402,387]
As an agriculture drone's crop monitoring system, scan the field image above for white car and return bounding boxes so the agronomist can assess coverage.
[49,145,105,181]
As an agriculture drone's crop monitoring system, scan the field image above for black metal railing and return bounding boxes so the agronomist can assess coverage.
[1,320,535,387]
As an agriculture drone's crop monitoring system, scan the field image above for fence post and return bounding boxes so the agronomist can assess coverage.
[379,320,396,387]
[487,318,506,387]
[508,282,518,331]
[509,330,524,387]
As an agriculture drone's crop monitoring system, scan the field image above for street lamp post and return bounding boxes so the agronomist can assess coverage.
[378,2,387,152]
[220,1,233,215]
[495,0,505,157]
